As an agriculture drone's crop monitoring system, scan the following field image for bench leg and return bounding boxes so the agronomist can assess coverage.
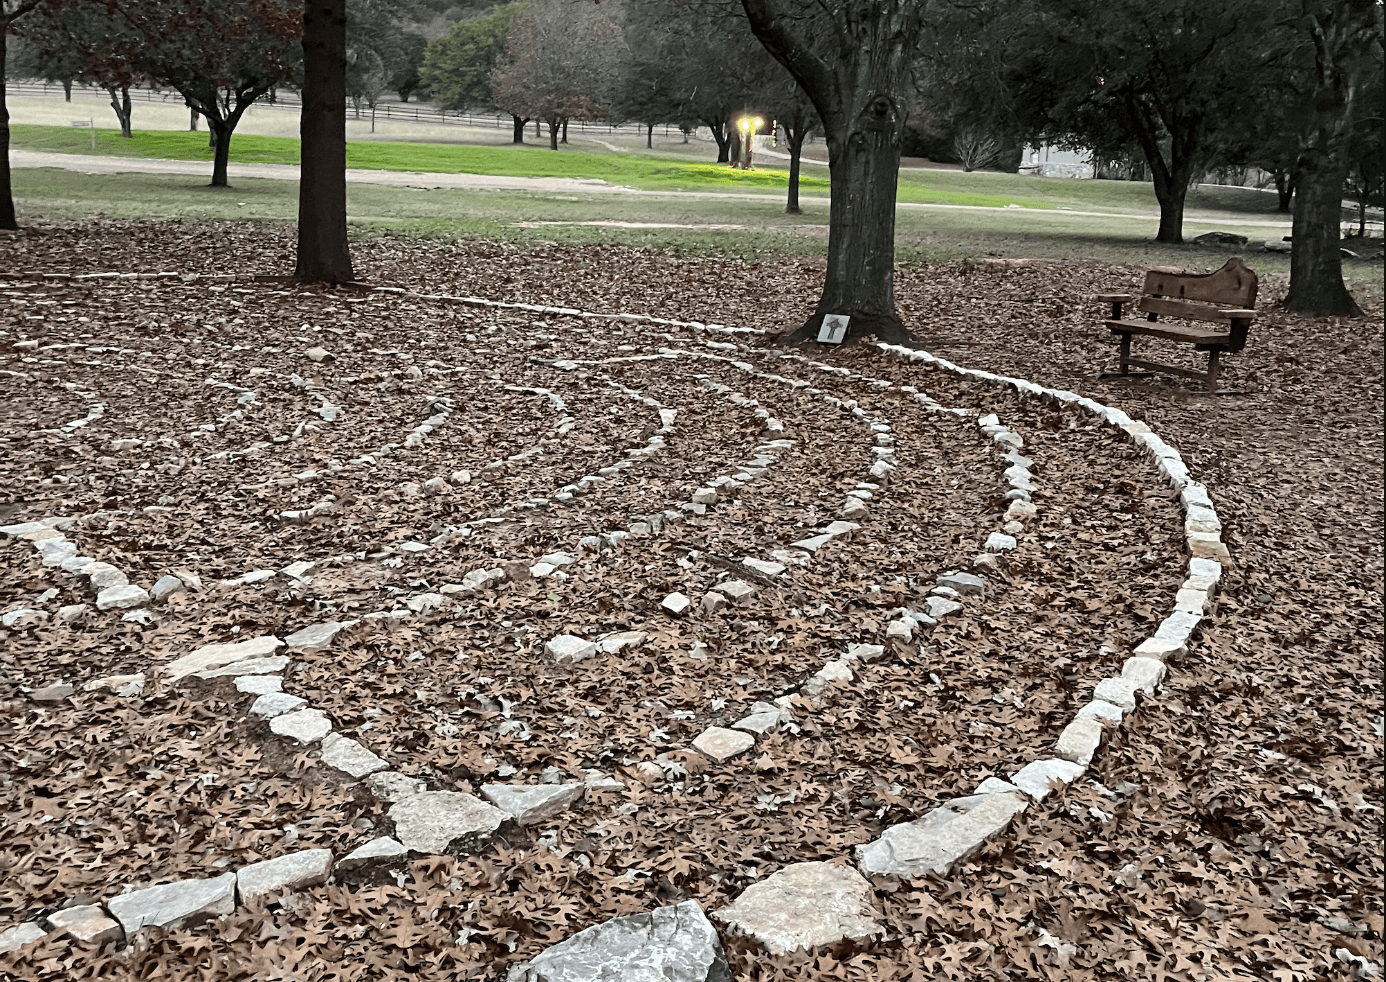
[1118,333,1132,375]
[1205,349,1221,392]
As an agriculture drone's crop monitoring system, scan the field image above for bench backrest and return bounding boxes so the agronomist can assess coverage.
[1142,257,1258,309]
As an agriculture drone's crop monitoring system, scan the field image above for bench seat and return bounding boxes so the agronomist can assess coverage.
[1104,319,1232,346]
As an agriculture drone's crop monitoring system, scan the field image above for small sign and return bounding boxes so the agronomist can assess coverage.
[817,313,850,344]
[70,119,92,128]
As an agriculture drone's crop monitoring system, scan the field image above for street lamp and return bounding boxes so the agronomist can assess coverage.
[737,115,764,170]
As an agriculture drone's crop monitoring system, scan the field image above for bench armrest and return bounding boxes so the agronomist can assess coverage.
[1097,294,1134,303]
[1222,308,1256,319]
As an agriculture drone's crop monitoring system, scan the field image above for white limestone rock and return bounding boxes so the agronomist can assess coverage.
[284,621,352,650]
[1175,588,1210,614]
[387,791,509,853]
[662,593,691,616]
[1054,717,1105,767]
[96,584,149,611]
[715,580,755,604]
[702,592,728,613]
[1076,699,1125,723]
[481,783,585,825]
[84,673,146,697]
[548,634,599,664]
[337,836,407,872]
[692,726,755,763]
[269,707,332,744]
[597,631,646,654]
[984,532,1017,552]
[406,592,447,614]
[1122,656,1167,694]
[165,635,284,682]
[789,533,832,552]
[856,792,1027,877]
[234,675,283,695]
[196,655,289,679]
[714,862,882,955]
[321,733,389,778]
[57,603,89,622]
[691,488,718,505]
[106,873,237,934]
[1093,677,1141,712]
[937,572,986,596]
[1009,758,1085,800]
[46,904,122,945]
[1134,637,1185,661]
[1004,499,1037,523]
[250,692,307,717]
[742,558,786,577]
[151,574,186,602]
[0,922,47,952]
[926,596,963,620]
[508,901,730,982]
[237,849,333,904]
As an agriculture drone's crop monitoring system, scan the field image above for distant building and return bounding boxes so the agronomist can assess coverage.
[1020,144,1093,179]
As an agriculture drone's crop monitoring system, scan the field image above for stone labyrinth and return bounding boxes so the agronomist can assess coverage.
[0,272,1228,977]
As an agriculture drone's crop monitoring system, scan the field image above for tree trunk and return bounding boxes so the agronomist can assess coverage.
[1274,168,1294,212]
[560,117,568,144]
[108,86,134,138]
[511,114,525,143]
[207,119,232,186]
[0,17,17,231]
[785,112,806,215]
[535,118,541,138]
[548,117,558,150]
[646,122,653,149]
[708,120,729,162]
[727,127,741,168]
[63,79,71,102]
[1286,147,1360,316]
[1150,164,1189,244]
[190,107,199,130]
[296,0,355,285]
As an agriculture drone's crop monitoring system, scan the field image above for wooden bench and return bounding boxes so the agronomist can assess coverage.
[1099,257,1258,393]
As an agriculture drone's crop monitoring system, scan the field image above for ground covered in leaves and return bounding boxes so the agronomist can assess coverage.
[0,220,1382,981]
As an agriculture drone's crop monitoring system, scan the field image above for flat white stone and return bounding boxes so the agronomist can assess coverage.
[715,580,755,604]
[732,711,781,735]
[1093,676,1141,711]
[321,732,389,778]
[529,562,558,577]
[1155,611,1201,644]
[1122,656,1167,694]
[1054,717,1105,767]
[1009,758,1085,800]
[1134,637,1185,661]
[96,584,149,611]
[823,520,859,536]
[0,522,49,536]
[1075,699,1125,723]
[841,497,868,518]
[845,643,886,662]
[195,655,289,679]
[234,675,283,695]
[337,836,407,871]
[691,488,718,504]
[251,692,307,717]
[692,726,755,763]
[539,552,577,566]
[164,635,284,682]
[84,672,146,696]
[974,777,1022,795]
[237,848,332,904]
[1175,588,1209,613]
[597,631,646,654]
[1005,499,1037,523]
[926,596,963,619]
[0,922,47,952]
[151,574,186,601]
[46,904,122,945]
[702,592,728,613]
[280,560,316,580]
[742,557,785,577]
[1189,557,1222,582]
[269,707,332,744]
[937,572,985,596]
[548,634,599,664]
[222,569,276,586]
[406,592,446,614]
[715,861,882,955]
[984,532,1017,552]
[366,771,427,801]
[662,592,690,615]
[790,534,833,552]
[886,618,912,641]
[387,791,509,853]
[481,782,584,825]
[284,621,351,649]
[856,793,1027,877]
[59,555,95,573]
[106,873,237,934]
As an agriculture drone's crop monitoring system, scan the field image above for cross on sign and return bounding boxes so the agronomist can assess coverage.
[817,314,850,344]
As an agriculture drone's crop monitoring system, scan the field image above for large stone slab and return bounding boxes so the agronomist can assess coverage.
[547,634,598,664]
[508,901,730,982]
[164,635,284,682]
[96,584,149,611]
[237,848,333,904]
[46,904,122,945]
[856,792,1027,878]
[250,692,307,717]
[0,922,47,952]
[714,862,882,955]
[481,783,585,825]
[1053,717,1105,767]
[1009,758,1085,800]
[388,791,509,853]
[337,836,408,872]
[106,873,237,934]
[269,708,332,744]
[196,655,289,679]
[366,771,427,801]
[692,726,754,763]
[283,621,352,650]
[937,571,986,596]
[320,733,389,778]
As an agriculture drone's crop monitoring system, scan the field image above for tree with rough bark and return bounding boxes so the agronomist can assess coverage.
[1282,0,1381,317]
[2,0,48,230]
[740,0,928,344]
[490,0,622,151]
[996,0,1276,244]
[421,3,529,141]
[100,0,301,188]
[296,0,353,284]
